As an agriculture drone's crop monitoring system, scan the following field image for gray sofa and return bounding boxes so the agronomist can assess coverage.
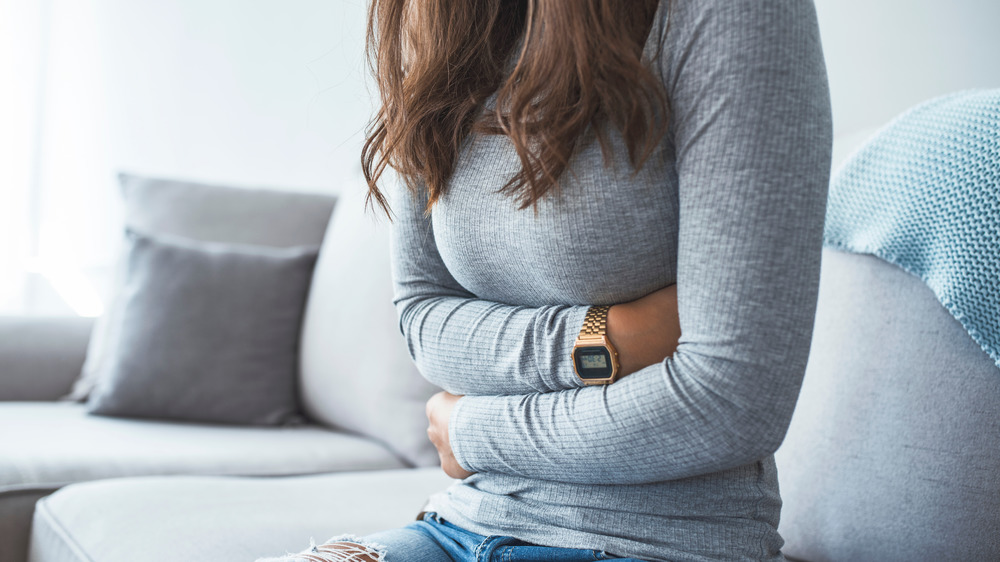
[2,187,998,561]
[0,179,449,562]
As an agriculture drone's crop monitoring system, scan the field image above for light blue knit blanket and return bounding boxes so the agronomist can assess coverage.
[825,89,1000,369]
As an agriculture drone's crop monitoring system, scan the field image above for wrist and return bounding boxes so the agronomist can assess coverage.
[605,285,682,378]
[606,304,642,376]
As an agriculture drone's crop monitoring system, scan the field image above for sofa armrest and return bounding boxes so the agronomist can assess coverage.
[0,316,94,401]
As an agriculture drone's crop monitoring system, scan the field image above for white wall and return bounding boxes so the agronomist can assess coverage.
[90,0,372,189]
[814,0,1000,164]
[38,0,373,262]
[0,0,46,312]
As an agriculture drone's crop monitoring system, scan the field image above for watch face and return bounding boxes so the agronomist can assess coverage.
[573,346,615,379]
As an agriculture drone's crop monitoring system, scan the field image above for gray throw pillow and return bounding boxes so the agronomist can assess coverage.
[86,229,319,426]
[68,173,336,401]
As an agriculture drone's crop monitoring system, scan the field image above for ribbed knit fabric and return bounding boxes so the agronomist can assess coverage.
[389,1,832,560]
[825,89,1000,369]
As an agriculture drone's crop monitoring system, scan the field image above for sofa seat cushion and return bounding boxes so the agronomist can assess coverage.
[29,469,454,562]
[0,403,406,495]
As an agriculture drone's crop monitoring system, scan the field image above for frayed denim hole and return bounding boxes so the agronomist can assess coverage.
[313,535,388,562]
[255,535,388,562]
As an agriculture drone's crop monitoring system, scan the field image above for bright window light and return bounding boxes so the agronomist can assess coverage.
[24,257,104,317]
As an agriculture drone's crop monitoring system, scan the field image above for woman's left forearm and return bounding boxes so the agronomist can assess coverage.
[446,350,808,485]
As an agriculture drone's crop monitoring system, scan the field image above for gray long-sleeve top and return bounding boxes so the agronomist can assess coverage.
[389,1,832,560]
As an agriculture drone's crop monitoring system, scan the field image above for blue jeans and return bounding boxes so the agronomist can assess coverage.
[358,513,646,562]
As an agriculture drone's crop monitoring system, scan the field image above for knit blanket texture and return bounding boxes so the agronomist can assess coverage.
[825,89,1000,369]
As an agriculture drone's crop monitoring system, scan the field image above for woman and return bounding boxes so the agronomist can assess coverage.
[272,0,831,560]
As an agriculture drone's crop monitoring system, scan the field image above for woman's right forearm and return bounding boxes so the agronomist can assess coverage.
[398,285,681,396]
[397,293,591,396]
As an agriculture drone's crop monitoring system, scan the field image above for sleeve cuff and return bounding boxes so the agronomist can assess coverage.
[448,394,476,473]
[449,393,508,474]
[557,306,590,389]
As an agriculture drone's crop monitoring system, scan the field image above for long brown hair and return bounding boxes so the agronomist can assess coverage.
[362,0,668,215]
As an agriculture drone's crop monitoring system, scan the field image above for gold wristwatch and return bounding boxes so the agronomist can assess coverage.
[571,305,620,385]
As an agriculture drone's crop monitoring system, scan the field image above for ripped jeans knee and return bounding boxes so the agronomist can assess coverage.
[256,535,387,562]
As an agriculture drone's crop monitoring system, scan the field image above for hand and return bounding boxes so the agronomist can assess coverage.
[606,284,681,378]
[425,391,475,479]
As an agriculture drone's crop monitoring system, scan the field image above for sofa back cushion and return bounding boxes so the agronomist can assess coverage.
[299,185,440,467]
[775,249,1000,561]
[70,173,336,401]
[119,173,337,246]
